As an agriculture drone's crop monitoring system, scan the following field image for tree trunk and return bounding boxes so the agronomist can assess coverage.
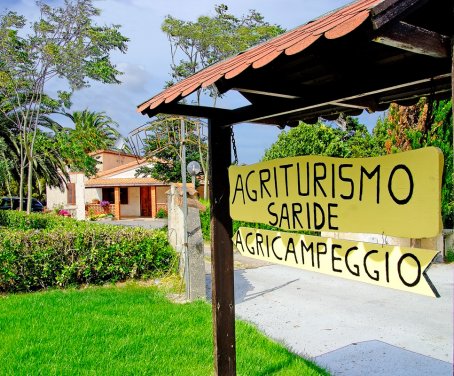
[26,159,33,214]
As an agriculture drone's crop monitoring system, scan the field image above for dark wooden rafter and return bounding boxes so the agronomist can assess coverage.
[373,21,450,58]
[219,73,451,126]
[140,103,232,119]
[370,0,430,29]
[231,87,300,99]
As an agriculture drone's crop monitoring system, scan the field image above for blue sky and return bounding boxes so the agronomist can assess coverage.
[3,0,383,164]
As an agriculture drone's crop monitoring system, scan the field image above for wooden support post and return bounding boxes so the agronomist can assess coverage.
[208,119,236,375]
[114,186,121,220]
[151,186,157,218]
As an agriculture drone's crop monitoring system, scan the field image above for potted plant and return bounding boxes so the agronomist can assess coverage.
[100,200,110,213]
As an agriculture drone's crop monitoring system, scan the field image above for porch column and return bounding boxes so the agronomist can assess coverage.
[114,186,121,220]
[151,186,157,218]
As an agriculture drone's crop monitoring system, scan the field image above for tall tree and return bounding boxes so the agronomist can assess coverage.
[159,5,285,198]
[56,109,120,177]
[135,115,207,183]
[0,0,128,212]
[0,136,15,198]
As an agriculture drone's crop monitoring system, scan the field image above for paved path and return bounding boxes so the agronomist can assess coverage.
[205,247,453,375]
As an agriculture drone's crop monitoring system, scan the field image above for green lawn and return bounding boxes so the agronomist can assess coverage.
[0,284,328,375]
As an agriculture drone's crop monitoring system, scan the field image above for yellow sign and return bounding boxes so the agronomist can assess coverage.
[233,227,439,297]
[229,147,443,238]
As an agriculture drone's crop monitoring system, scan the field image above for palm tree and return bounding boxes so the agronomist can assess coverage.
[0,111,69,207]
[62,110,120,153]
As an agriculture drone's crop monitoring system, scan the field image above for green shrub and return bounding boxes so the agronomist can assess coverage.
[445,248,454,263]
[0,211,177,292]
[199,199,210,241]
[156,208,168,218]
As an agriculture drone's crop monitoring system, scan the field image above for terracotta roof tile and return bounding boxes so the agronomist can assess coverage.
[284,34,321,56]
[85,177,166,187]
[325,9,371,39]
[137,0,384,114]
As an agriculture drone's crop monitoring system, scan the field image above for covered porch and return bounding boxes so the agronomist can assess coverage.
[85,178,169,220]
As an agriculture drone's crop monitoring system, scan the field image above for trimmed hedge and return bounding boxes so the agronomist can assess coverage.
[0,211,177,292]
[0,210,66,230]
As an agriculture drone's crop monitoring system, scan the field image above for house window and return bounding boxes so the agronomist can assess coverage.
[67,183,76,205]
[102,188,128,204]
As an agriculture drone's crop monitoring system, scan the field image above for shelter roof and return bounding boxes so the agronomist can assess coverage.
[137,0,452,127]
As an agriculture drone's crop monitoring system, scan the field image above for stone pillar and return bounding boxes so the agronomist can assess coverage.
[167,183,206,300]
[75,173,86,220]
[114,186,121,219]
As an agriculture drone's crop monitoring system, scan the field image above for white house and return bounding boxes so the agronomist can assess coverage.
[46,150,170,220]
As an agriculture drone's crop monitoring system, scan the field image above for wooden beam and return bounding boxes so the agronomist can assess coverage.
[328,101,367,110]
[370,0,430,30]
[114,186,121,220]
[373,22,450,58]
[208,119,236,375]
[142,103,232,120]
[232,87,300,99]
[221,74,451,126]
[150,186,157,218]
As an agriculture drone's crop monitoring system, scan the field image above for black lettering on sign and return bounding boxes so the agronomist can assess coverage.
[364,250,380,281]
[273,167,279,198]
[265,235,270,257]
[316,242,327,268]
[327,203,339,230]
[331,244,342,273]
[259,169,272,199]
[278,203,290,229]
[292,203,304,229]
[385,251,390,283]
[245,232,255,255]
[331,163,336,199]
[271,236,283,260]
[345,246,360,276]
[256,233,265,257]
[235,230,244,254]
[313,203,325,230]
[360,165,380,204]
[268,202,278,226]
[280,164,293,197]
[246,170,257,202]
[388,165,414,205]
[339,164,354,200]
[313,162,327,197]
[306,202,312,229]
[297,162,310,196]
[397,253,421,287]
[301,239,315,267]
[232,174,245,205]
[285,238,298,263]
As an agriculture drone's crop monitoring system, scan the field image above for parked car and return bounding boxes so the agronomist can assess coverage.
[0,197,44,212]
